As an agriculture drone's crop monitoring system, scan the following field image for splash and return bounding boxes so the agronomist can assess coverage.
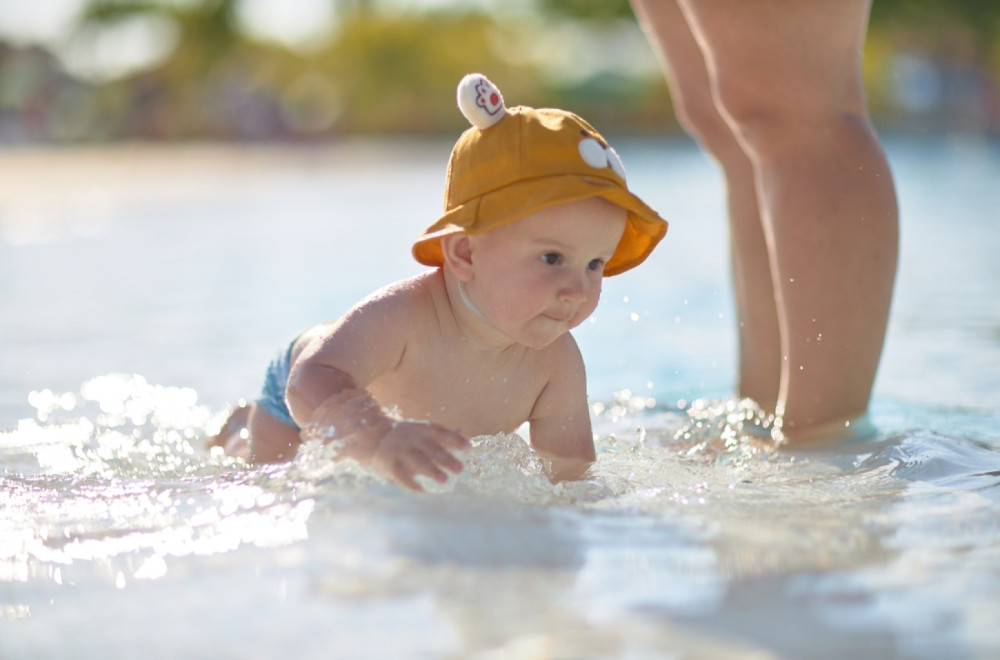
[9,374,225,479]
[283,391,784,508]
[4,374,999,596]
[0,374,313,587]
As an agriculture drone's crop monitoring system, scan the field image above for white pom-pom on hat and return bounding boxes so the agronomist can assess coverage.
[457,73,506,130]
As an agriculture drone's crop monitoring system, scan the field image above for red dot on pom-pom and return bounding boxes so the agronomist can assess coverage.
[490,93,499,105]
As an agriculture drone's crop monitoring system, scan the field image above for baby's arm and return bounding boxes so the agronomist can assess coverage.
[528,335,597,482]
[289,362,468,490]
[285,285,469,490]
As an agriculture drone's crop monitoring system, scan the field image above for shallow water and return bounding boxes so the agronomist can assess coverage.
[1,137,999,659]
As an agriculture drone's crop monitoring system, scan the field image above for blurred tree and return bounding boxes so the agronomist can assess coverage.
[76,0,300,138]
[308,8,542,133]
[2,0,996,141]
[870,0,999,41]
[78,0,242,70]
[534,0,634,21]
[868,0,1000,131]
[69,1,552,136]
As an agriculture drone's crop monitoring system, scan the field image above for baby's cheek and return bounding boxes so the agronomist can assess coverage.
[576,294,602,325]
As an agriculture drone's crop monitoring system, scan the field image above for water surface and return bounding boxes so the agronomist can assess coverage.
[1,136,999,659]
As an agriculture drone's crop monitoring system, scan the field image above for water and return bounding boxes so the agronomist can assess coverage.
[1,136,999,659]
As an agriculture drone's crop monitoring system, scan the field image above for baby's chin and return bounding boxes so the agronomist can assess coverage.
[520,327,575,351]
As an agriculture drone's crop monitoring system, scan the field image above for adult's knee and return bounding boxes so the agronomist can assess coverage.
[712,70,870,158]
[671,85,747,166]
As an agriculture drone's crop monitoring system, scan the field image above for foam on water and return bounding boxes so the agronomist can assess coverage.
[3,373,999,658]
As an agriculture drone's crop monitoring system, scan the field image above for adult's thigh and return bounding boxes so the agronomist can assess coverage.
[678,0,873,132]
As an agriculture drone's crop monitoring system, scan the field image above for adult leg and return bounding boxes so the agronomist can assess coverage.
[631,0,782,411]
[678,0,898,443]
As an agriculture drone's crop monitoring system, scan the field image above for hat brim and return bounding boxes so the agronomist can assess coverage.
[412,174,667,277]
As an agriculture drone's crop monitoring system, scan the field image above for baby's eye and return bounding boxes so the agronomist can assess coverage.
[587,258,606,272]
[541,252,562,266]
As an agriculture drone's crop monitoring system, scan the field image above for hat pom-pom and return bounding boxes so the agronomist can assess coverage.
[457,73,506,130]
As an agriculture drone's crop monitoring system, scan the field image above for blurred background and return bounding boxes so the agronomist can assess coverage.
[1,0,998,142]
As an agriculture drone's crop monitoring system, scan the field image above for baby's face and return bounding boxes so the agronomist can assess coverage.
[466,197,627,349]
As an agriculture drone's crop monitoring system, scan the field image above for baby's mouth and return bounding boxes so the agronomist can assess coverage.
[543,310,574,323]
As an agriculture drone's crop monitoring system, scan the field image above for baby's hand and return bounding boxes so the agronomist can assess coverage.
[370,420,469,492]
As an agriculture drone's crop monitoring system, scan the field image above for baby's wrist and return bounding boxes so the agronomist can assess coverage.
[302,387,395,462]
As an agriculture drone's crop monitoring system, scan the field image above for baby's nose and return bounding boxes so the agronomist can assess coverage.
[557,272,588,302]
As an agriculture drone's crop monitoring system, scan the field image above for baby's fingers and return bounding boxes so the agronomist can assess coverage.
[409,432,465,477]
[439,430,471,451]
[427,443,463,474]
[374,442,446,490]
[373,423,469,491]
[392,468,430,493]
[402,424,467,471]
[388,450,449,491]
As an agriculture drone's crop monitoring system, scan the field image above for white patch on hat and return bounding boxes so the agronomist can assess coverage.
[578,138,627,181]
[606,145,626,179]
[457,73,506,130]
[578,138,608,169]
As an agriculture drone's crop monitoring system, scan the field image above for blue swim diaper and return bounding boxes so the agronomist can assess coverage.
[257,338,300,430]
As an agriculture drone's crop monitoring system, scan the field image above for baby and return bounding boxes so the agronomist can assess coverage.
[209,74,667,491]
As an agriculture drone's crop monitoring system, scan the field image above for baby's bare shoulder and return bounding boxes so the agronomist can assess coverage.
[348,271,441,324]
[537,332,586,373]
[514,333,587,407]
[301,272,443,382]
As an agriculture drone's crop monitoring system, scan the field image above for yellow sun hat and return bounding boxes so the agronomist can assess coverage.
[412,73,668,277]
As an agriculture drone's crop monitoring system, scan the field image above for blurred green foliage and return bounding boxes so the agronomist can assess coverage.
[870,0,1000,41]
[536,0,634,20]
[1,0,998,141]
[865,0,1000,130]
[63,1,555,138]
[309,10,539,133]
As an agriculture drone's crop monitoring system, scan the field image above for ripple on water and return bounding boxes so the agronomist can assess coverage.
[2,375,999,619]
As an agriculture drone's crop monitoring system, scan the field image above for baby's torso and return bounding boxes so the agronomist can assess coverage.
[368,339,550,437]
[364,273,556,435]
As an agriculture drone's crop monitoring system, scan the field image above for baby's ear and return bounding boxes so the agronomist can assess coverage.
[440,234,475,281]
